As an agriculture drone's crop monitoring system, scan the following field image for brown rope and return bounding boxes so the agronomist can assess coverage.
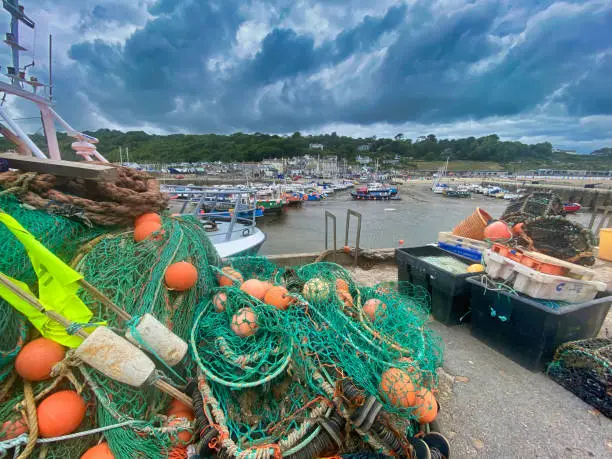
[0,166,168,227]
[0,371,17,402]
[17,380,38,459]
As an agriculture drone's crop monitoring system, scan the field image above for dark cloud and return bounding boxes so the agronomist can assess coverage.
[32,0,612,149]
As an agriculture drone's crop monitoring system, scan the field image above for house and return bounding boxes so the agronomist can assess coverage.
[357,144,370,152]
[356,155,371,165]
[309,143,325,150]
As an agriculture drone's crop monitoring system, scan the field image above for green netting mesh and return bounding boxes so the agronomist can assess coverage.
[191,257,444,456]
[0,191,103,383]
[1,205,221,458]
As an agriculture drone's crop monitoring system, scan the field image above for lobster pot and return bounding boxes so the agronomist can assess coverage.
[452,208,492,241]
[76,326,155,387]
[125,313,188,366]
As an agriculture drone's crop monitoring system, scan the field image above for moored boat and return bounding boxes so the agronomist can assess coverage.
[563,202,582,213]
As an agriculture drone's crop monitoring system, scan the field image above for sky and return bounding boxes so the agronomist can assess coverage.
[7,0,612,152]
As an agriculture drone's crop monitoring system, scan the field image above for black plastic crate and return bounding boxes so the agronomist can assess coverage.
[396,246,478,325]
[468,276,612,371]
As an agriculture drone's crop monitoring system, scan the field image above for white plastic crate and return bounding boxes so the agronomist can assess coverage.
[511,263,606,303]
[483,249,516,281]
[483,249,606,303]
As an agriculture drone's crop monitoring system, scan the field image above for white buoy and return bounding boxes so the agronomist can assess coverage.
[125,313,188,366]
[75,327,155,387]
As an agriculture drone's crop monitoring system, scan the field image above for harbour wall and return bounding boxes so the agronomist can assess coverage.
[482,181,612,209]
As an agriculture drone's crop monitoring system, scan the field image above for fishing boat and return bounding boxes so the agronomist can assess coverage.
[443,189,471,198]
[282,191,305,207]
[163,186,266,257]
[256,198,285,216]
[350,183,400,200]
[563,202,582,213]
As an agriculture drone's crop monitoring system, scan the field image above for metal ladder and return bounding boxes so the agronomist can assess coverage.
[325,209,362,265]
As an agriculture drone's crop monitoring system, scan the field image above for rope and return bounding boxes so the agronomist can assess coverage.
[0,167,168,226]
[16,381,37,459]
[0,372,16,402]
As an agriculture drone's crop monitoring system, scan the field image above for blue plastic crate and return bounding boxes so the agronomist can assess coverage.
[437,242,482,262]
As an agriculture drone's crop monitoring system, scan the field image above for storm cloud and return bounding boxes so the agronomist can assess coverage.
[12,0,612,151]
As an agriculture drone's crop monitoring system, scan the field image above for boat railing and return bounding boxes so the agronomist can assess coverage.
[163,187,258,242]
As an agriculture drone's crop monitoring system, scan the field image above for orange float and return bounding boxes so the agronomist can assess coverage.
[168,418,192,443]
[414,388,438,424]
[0,416,28,440]
[337,289,354,308]
[335,278,349,292]
[14,337,65,381]
[217,267,243,286]
[363,298,387,321]
[264,286,292,310]
[380,368,417,408]
[134,221,163,242]
[37,390,86,438]
[240,279,268,300]
[512,222,524,236]
[483,221,512,241]
[213,292,227,312]
[134,213,161,227]
[231,307,259,337]
[164,262,198,291]
[81,442,115,459]
[167,399,192,416]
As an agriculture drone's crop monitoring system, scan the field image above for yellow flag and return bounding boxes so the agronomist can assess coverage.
[0,211,94,347]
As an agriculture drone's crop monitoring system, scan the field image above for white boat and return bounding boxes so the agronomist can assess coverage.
[431,158,450,193]
[163,186,266,258]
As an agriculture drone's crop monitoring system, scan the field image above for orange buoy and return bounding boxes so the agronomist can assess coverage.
[164,262,198,291]
[343,245,351,254]
[213,292,227,312]
[380,368,417,408]
[231,307,259,337]
[261,281,274,294]
[414,388,438,424]
[483,221,512,241]
[37,390,86,438]
[363,298,387,321]
[134,221,163,242]
[264,286,292,310]
[337,289,354,308]
[81,442,115,459]
[399,239,405,245]
[512,222,524,236]
[335,278,349,292]
[0,416,28,440]
[168,418,192,443]
[240,279,267,300]
[134,213,161,227]
[15,337,65,381]
[167,398,192,416]
[217,267,243,286]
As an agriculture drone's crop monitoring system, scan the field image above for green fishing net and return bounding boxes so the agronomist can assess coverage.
[191,257,444,457]
[0,191,103,383]
[1,210,221,458]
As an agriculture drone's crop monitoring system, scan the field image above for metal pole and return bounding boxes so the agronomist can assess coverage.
[10,2,19,87]
[0,105,46,158]
[48,34,52,100]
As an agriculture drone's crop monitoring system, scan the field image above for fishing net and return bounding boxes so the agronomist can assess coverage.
[518,216,596,266]
[0,191,103,383]
[547,338,612,418]
[191,258,444,457]
[501,192,564,225]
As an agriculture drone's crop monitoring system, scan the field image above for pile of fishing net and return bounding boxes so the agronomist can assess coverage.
[0,204,220,457]
[0,166,168,226]
[501,191,564,224]
[190,257,445,458]
[0,191,103,385]
[547,338,612,418]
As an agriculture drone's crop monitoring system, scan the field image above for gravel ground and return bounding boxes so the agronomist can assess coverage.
[350,263,612,458]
